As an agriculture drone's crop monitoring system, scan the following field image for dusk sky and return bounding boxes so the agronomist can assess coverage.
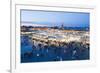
[21,10,90,27]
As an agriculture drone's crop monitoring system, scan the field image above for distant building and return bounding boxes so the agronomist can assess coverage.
[61,24,64,30]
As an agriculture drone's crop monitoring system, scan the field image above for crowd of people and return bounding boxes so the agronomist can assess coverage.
[21,35,89,63]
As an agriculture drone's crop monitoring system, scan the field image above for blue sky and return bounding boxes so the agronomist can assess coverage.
[21,10,90,27]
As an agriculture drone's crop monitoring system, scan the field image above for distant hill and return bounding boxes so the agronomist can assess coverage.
[21,25,89,31]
